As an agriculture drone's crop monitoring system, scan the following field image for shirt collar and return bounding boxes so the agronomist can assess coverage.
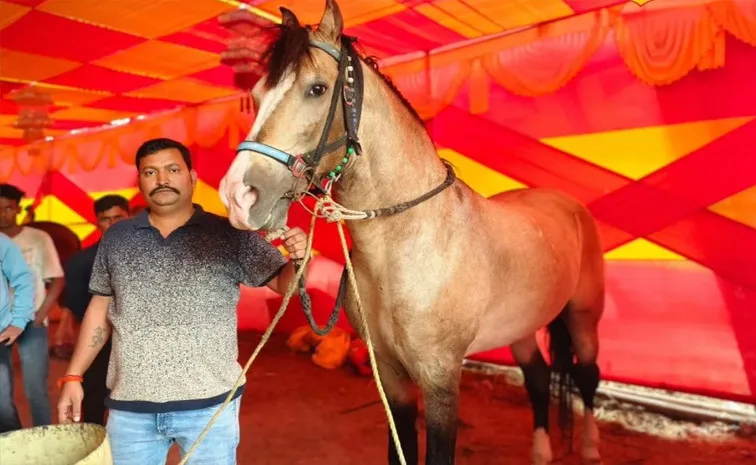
[133,204,207,230]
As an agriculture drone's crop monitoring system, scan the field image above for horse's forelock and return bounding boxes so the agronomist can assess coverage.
[262,23,314,89]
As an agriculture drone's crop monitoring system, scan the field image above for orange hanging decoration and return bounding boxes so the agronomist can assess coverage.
[218,8,275,113]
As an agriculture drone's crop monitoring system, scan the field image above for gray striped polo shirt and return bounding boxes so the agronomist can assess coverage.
[89,205,287,413]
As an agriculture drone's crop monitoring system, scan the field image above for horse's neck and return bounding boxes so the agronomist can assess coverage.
[334,68,451,252]
[336,63,445,198]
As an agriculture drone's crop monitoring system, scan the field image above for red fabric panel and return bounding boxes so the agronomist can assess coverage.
[429,106,627,205]
[0,11,144,63]
[468,261,756,403]
[49,120,104,131]
[38,172,96,223]
[87,96,182,114]
[158,31,228,55]
[563,0,626,13]
[0,138,25,146]
[431,108,756,290]
[347,9,466,57]
[4,0,46,6]
[190,66,234,88]
[46,65,162,93]
[589,121,756,289]
[457,35,756,139]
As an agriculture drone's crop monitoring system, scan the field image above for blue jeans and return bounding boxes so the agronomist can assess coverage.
[0,324,51,433]
[106,397,241,465]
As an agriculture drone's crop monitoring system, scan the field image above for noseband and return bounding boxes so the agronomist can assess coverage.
[236,36,364,192]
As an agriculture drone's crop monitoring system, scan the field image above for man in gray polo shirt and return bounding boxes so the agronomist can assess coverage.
[56,138,308,465]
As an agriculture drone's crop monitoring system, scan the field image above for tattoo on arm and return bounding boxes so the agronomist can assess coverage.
[88,326,106,348]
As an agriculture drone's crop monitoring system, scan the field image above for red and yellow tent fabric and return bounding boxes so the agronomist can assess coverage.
[1,0,755,403]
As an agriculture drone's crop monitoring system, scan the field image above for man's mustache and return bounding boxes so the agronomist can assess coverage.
[150,186,179,196]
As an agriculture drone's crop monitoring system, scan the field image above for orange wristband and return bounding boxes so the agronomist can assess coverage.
[57,374,83,389]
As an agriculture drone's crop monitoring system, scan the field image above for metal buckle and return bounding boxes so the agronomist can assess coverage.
[290,155,308,178]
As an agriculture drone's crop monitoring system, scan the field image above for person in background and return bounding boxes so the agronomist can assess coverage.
[63,195,130,426]
[0,232,36,433]
[0,183,65,427]
[57,138,309,465]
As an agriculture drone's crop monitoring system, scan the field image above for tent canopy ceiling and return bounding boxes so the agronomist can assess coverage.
[0,0,630,147]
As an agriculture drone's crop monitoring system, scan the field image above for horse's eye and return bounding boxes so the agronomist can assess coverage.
[308,84,327,97]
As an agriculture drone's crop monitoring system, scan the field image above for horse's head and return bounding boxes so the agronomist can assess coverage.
[220,0,359,231]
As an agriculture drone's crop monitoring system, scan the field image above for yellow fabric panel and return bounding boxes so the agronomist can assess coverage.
[0,0,30,31]
[51,107,137,123]
[192,178,228,217]
[90,188,140,201]
[540,117,754,180]
[125,77,238,103]
[33,195,96,240]
[0,49,80,82]
[604,238,686,260]
[0,115,18,127]
[438,148,526,197]
[709,185,756,229]
[36,0,235,38]
[93,41,219,80]
[415,4,483,38]
[466,0,574,31]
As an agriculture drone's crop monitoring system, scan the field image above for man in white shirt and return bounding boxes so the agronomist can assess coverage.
[0,184,65,428]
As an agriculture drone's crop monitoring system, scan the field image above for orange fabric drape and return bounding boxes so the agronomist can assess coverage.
[0,98,251,180]
[3,0,756,173]
[709,0,756,46]
[386,59,473,120]
[481,10,611,97]
[613,5,725,86]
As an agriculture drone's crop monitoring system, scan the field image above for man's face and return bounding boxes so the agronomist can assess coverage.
[0,197,20,229]
[137,148,196,210]
[96,206,129,233]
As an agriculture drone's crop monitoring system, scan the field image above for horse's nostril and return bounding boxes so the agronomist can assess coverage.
[234,184,259,210]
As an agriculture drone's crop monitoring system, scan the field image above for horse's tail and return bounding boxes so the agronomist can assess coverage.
[547,307,575,450]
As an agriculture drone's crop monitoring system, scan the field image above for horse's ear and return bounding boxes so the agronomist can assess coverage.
[318,0,343,41]
[279,7,300,28]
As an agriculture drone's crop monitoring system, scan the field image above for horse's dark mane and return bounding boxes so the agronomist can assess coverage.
[260,23,424,125]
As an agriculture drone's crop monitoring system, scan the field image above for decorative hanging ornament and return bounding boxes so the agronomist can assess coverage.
[218,8,274,113]
[9,85,53,153]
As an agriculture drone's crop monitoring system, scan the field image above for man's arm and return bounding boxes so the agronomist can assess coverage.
[265,260,307,295]
[63,295,111,376]
[35,233,65,324]
[1,238,35,329]
[236,227,309,295]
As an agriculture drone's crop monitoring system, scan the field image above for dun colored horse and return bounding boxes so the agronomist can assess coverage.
[219,1,605,464]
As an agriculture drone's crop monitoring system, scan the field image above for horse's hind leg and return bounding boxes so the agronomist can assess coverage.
[376,358,420,465]
[511,335,553,465]
[564,310,602,465]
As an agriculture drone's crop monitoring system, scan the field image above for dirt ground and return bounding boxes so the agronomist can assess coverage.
[11,331,756,465]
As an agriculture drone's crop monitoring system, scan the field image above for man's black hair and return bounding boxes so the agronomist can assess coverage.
[135,138,192,170]
[94,195,130,216]
[0,184,25,204]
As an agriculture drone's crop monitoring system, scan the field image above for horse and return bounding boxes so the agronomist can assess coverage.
[218,1,605,464]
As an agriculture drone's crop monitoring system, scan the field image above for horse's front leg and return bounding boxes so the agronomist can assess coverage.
[416,359,462,465]
[376,358,420,465]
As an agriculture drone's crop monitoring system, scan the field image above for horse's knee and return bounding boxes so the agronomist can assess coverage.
[572,362,600,409]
